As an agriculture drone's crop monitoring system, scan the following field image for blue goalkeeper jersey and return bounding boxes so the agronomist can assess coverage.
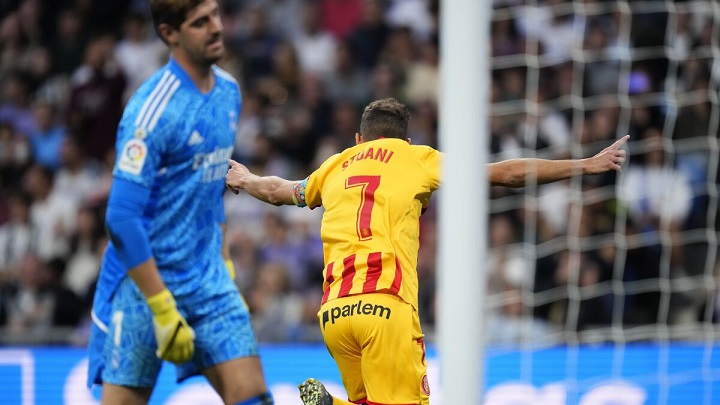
[93,59,240,324]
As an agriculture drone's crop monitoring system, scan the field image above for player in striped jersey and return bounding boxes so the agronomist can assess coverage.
[87,1,273,404]
[226,98,628,405]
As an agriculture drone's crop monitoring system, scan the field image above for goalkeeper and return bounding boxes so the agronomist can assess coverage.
[86,1,273,404]
[226,98,628,405]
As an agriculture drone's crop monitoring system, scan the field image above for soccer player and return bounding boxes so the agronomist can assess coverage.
[225,98,628,405]
[87,1,273,404]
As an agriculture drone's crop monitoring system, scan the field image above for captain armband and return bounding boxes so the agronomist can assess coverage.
[292,179,308,208]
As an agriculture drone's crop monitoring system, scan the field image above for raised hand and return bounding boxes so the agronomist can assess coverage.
[226,159,251,194]
[585,135,629,174]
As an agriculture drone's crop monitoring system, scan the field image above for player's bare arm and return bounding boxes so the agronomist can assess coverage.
[226,159,297,206]
[488,135,628,188]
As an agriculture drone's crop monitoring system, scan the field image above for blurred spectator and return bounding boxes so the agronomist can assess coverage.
[247,261,309,342]
[5,253,53,334]
[267,42,301,103]
[670,11,693,63]
[258,211,315,292]
[323,40,370,105]
[233,91,266,164]
[491,16,522,57]
[619,129,692,259]
[247,0,304,42]
[298,72,333,138]
[64,205,103,299]
[580,104,620,147]
[407,100,437,147]
[28,99,67,170]
[347,0,391,69]
[548,250,613,330]
[386,0,434,40]
[66,34,126,161]
[529,0,581,64]
[487,213,529,295]
[0,11,36,76]
[319,0,362,39]
[23,46,54,94]
[271,103,316,169]
[327,100,361,149]
[486,288,558,344]
[51,136,103,208]
[0,72,36,136]
[369,61,403,102]
[404,37,438,106]
[381,26,416,73]
[293,0,337,75]
[233,7,280,87]
[44,257,84,329]
[114,11,166,102]
[618,128,693,323]
[51,8,85,76]
[0,121,31,188]
[22,164,76,260]
[0,192,35,286]
[583,21,621,97]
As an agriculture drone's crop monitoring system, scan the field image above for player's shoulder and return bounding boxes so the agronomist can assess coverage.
[408,144,441,159]
[123,65,184,135]
[212,65,240,91]
[130,65,178,103]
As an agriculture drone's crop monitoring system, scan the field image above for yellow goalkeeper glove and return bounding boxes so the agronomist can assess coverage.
[146,289,195,364]
[225,258,236,280]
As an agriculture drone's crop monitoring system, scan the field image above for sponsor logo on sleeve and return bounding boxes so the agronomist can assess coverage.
[117,138,147,175]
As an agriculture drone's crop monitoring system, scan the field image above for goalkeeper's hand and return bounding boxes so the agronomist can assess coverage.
[146,289,195,364]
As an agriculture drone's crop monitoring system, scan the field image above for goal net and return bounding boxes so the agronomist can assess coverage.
[480,0,720,403]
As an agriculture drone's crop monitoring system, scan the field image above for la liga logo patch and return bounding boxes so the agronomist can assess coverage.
[118,138,148,175]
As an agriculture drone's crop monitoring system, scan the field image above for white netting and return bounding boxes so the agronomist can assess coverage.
[483,0,720,403]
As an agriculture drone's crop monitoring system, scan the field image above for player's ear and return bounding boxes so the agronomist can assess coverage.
[406,137,412,144]
[355,133,363,145]
[157,23,178,46]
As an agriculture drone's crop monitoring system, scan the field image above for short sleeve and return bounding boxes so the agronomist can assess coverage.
[304,173,323,209]
[424,148,443,191]
[304,152,344,209]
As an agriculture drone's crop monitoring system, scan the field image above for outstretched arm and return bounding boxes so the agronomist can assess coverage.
[225,159,297,206]
[488,135,629,188]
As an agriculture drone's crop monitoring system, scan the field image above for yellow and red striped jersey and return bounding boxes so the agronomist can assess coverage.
[303,138,441,309]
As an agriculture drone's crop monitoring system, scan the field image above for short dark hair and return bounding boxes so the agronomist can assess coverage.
[359,98,411,141]
[149,0,206,41]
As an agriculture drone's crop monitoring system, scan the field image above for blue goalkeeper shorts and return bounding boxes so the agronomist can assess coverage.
[87,277,259,388]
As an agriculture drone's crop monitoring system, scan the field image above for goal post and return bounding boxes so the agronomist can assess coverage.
[438,0,490,403]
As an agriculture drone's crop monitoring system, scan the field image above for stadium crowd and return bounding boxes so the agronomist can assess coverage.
[0,0,717,346]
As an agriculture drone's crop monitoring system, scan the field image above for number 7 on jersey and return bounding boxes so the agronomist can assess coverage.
[345,175,380,241]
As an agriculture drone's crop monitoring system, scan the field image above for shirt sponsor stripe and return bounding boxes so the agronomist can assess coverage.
[338,254,356,298]
[321,262,334,304]
[362,252,382,293]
